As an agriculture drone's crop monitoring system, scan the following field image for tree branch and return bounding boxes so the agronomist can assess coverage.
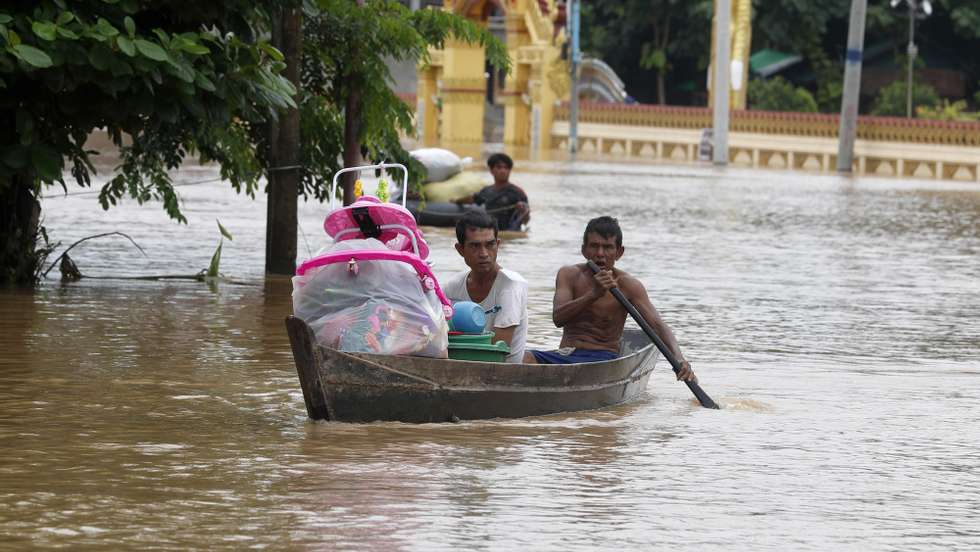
[41,232,147,279]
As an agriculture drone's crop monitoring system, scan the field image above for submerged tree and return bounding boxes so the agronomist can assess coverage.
[1,0,508,284]
[291,0,510,205]
[0,1,296,286]
[254,0,508,273]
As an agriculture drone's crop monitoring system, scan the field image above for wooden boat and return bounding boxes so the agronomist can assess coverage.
[286,316,659,423]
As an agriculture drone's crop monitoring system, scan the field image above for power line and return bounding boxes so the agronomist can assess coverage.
[40,175,226,199]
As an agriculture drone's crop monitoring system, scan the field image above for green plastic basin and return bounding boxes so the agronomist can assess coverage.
[448,332,510,362]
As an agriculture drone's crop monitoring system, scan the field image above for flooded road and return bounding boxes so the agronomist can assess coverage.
[2,161,979,550]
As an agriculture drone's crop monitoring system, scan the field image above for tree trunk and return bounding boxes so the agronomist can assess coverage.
[265,7,302,275]
[0,175,43,286]
[342,81,363,206]
[657,71,666,104]
[341,0,367,206]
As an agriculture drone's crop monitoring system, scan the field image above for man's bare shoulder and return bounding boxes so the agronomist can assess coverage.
[613,268,645,292]
[556,263,587,279]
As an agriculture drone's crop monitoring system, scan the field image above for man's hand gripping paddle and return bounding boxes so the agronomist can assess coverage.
[587,261,720,409]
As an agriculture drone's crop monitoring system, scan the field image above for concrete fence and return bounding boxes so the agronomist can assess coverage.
[551,102,980,182]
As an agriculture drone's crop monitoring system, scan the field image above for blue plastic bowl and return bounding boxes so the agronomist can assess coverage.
[449,301,486,334]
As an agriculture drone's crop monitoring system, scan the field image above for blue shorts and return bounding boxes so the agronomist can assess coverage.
[530,348,619,364]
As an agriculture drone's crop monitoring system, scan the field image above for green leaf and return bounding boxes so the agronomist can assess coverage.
[216,219,234,241]
[117,35,135,56]
[259,42,284,62]
[32,145,63,181]
[57,11,74,25]
[96,18,119,37]
[56,27,79,39]
[166,59,195,83]
[88,45,113,71]
[134,38,168,61]
[194,73,216,92]
[109,57,133,76]
[1,145,29,169]
[32,21,58,41]
[124,16,135,37]
[11,44,53,68]
[16,110,34,139]
[207,241,222,278]
[178,40,209,55]
[0,15,12,25]
[7,29,20,46]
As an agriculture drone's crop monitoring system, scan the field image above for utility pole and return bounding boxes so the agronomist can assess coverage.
[837,0,867,173]
[905,1,917,118]
[711,0,730,166]
[891,0,931,118]
[568,0,580,155]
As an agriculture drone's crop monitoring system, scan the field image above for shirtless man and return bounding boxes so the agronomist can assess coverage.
[525,216,697,382]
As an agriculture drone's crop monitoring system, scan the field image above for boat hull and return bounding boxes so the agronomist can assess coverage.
[286,316,658,423]
[404,199,476,227]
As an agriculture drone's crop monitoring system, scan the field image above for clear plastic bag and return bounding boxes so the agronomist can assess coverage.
[292,239,449,358]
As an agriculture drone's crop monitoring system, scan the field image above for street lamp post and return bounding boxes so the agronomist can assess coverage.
[569,0,580,155]
[891,0,931,118]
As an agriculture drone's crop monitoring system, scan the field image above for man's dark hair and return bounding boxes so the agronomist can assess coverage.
[486,152,514,169]
[583,216,623,247]
[456,210,498,244]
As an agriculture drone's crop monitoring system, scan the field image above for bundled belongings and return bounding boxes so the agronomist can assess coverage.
[292,169,453,358]
[410,148,472,183]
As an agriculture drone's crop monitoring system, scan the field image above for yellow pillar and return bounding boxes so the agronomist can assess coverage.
[503,11,531,147]
[708,0,752,110]
[416,64,440,146]
[439,39,487,146]
[730,0,752,109]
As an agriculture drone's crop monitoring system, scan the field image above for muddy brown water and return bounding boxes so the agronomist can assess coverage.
[2,161,979,550]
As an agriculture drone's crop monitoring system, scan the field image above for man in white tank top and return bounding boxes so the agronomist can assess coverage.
[442,211,528,363]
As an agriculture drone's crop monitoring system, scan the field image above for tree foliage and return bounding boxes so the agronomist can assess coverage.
[870,79,940,117]
[1,0,508,285]
[747,76,817,112]
[0,0,296,221]
[916,99,980,121]
[581,0,711,104]
[284,0,510,202]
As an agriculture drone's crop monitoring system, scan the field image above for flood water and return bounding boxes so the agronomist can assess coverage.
[2,160,979,550]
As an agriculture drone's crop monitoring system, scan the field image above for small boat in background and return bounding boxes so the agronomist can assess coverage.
[405,199,480,228]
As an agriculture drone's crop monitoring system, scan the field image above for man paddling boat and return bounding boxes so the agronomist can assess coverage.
[526,216,698,382]
[452,153,530,231]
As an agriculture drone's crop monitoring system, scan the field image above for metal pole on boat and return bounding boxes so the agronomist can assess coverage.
[568,0,580,156]
[837,0,867,173]
[711,0,730,166]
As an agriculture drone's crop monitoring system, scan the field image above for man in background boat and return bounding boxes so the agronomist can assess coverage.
[442,211,529,363]
[452,153,530,231]
[525,216,698,381]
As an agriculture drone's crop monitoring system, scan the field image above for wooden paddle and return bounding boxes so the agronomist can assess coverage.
[587,261,720,409]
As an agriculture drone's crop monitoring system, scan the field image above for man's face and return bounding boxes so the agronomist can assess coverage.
[490,162,511,184]
[455,227,499,274]
[581,232,623,270]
